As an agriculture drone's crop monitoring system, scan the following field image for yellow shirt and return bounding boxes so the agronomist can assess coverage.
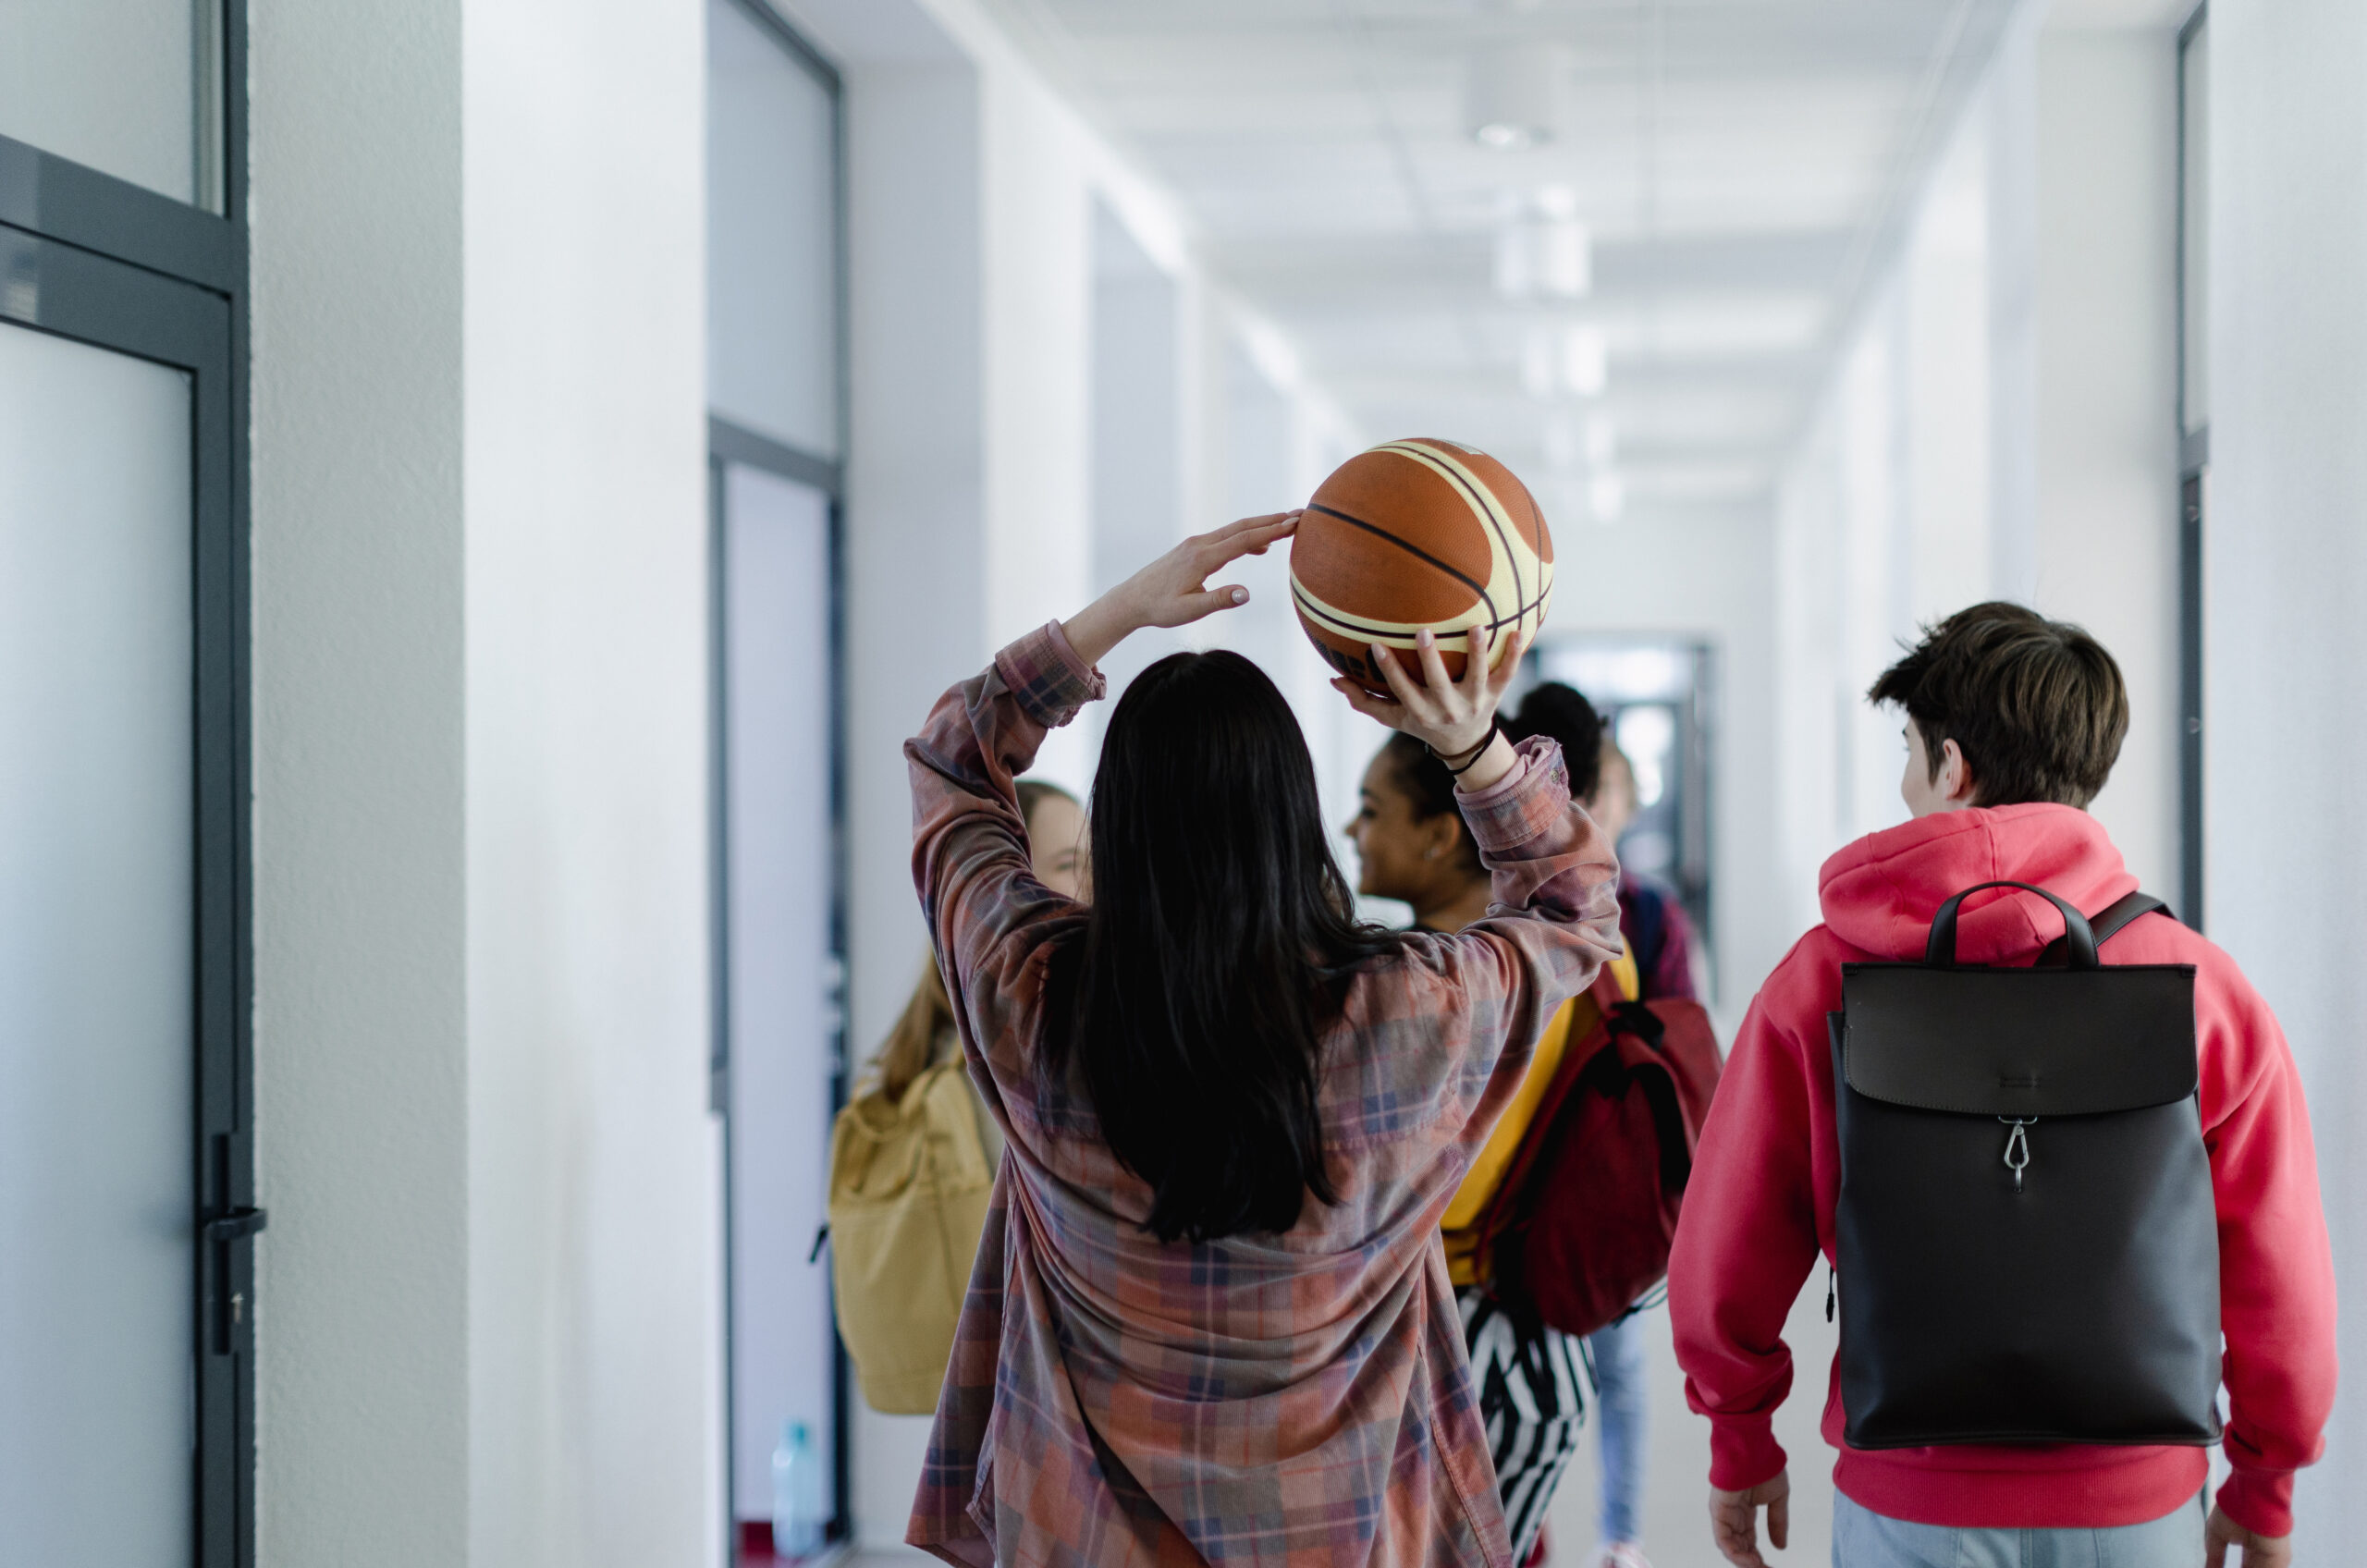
[1441,945,1640,1285]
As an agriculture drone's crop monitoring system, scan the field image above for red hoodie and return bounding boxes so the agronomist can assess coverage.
[1669,803,2336,1536]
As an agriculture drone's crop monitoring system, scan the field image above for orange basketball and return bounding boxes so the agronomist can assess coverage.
[1289,438,1555,694]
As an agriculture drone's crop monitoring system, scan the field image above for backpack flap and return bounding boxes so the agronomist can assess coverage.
[1830,888,2221,1452]
[1840,963,2198,1118]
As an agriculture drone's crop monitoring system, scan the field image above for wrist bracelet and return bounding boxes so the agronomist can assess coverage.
[1433,721,1502,777]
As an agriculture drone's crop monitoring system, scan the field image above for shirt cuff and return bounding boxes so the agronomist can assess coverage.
[1707,1415,1788,1495]
[1455,736,1568,853]
[994,621,1107,729]
[2215,1467,2296,1539]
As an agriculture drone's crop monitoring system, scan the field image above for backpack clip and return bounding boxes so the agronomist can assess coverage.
[1998,1118,2036,1193]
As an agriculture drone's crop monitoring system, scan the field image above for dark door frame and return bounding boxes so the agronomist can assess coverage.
[0,6,258,1563]
[2176,2,2207,929]
[710,418,852,1563]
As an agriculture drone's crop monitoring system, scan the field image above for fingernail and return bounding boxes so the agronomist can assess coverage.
[1232,588,1248,604]
[1370,643,1388,661]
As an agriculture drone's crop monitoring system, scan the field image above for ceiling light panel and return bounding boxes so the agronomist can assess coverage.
[979,0,2025,510]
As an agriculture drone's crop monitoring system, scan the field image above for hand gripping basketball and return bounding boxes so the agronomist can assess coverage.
[1061,512,1300,668]
[1331,619,1527,768]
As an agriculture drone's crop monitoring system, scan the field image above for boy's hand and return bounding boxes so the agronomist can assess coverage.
[2206,1505,2291,1568]
[1709,1471,1790,1568]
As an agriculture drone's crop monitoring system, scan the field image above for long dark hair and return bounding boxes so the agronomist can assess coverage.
[1048,650,1399,1243]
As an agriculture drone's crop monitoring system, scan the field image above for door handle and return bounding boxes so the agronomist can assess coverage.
[204,1207,267,1243]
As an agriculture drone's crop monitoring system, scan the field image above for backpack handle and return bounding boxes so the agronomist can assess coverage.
[1925,880,2099,970]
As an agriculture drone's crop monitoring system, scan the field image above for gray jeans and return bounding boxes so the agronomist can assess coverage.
[1833,1491,2204,1568]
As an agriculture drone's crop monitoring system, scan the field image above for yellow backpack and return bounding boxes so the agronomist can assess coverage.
[826,1055,997,1415]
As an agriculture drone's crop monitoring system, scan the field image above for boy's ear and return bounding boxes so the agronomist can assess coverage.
[1941,738,1981,805]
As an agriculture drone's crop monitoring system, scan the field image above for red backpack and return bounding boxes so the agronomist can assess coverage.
[1472,966,1725,1339]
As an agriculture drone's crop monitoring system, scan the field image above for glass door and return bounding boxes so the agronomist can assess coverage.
[0,296,197,1568]
[0,225,251,1568]
[717,459,843,1560]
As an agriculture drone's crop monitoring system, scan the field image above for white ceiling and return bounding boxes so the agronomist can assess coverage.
[974,0,2028,521]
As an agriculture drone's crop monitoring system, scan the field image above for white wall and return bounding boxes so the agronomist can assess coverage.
[2031,24,2181,897]
[833,21,988,1552]
[977,39,1094,666]
[1774,7,2182,905]
[1082,199,1191,763]
[248,3,471,1561]
[2204,0,2367,1549]
[460,1,718,1564]
[251,2,719,1564]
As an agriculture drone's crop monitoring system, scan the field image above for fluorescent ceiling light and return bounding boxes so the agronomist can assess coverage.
[1493,184,1589,300]
[1562,325,1607,396]
[1589,472,1626,523]
[1521,323,1608,399]
[1583,416,1617,467]
[1543,410,1579,471]
[1465,43,1558,150]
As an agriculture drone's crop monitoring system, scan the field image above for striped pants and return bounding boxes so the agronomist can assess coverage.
[1458,1287,1588,1564]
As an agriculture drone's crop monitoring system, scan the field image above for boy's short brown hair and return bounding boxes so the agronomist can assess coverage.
[1869,602,2128,809]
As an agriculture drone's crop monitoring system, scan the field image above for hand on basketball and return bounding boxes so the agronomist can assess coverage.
[1061,511,1300,668]
[1331,620,1527,790]
[1708,1471,1790,1568]
[2205,1505,2291,1568]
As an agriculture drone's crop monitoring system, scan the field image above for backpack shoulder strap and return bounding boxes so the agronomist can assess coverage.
[2034,891,2174,966]
[2092,892,2172,943]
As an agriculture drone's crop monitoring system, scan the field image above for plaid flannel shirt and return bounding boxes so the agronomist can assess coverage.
[904,623,1623,1568]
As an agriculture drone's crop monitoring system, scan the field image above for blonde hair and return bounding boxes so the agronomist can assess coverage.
[875,958,956,1103]
[872,778,1080,1101]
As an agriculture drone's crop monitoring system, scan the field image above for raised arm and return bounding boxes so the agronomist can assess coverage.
[1332,625,1624,1142]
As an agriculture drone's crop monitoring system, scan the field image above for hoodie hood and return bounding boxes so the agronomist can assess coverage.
[1817,803,2139,964]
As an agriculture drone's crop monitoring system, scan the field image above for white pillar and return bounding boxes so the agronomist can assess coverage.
[460,0,717,1563]
[839,41,991,1553]
[249,1,471,1560]
[250,2,719,1563]
[2030,24,2181,896]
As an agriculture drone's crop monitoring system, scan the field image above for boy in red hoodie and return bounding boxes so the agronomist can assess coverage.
[1670,603,2335,1568]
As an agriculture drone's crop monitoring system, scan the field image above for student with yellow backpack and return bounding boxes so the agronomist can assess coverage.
[825,781,1086,1414]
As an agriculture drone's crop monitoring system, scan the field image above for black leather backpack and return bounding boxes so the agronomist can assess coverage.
[1827,881,2223,1450]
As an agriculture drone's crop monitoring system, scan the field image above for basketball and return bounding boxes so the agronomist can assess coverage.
[1289,438,1555,693]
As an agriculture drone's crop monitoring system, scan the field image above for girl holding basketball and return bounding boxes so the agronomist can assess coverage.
[904,510,1622,1568]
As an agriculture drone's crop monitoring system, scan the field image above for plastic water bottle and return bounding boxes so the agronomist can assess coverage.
[770,1420,827,1561]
